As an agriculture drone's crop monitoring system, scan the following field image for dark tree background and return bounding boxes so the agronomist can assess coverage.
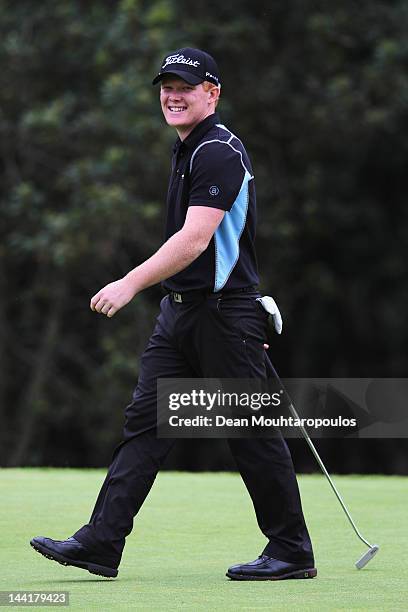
[1,0,407,471]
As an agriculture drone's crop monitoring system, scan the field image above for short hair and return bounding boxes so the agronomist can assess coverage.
[202,80,221,107]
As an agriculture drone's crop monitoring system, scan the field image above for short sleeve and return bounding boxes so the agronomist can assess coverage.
[188,141,246,212]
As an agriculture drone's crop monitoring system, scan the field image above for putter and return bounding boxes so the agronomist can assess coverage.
[258,295,379,568]
[287,400,379,569]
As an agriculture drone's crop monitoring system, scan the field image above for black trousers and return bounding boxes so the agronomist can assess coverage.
[74,291,314,568]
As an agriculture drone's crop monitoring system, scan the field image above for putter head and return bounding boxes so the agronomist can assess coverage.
[355,544,379,569]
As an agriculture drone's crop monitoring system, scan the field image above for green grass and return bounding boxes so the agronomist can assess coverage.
[0,470,406,611]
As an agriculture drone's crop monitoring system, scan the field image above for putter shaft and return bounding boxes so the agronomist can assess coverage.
[287,402,375,550]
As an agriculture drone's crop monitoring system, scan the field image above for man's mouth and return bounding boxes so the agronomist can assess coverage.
[168,106,187,113]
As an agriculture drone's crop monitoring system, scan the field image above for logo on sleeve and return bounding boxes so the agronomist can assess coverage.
[209,185,220,196]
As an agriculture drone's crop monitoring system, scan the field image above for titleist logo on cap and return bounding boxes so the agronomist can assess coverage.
[152,47,221,87]
[162,54,200,69]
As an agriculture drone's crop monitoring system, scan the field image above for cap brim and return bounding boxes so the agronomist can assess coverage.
[152,70,204,86]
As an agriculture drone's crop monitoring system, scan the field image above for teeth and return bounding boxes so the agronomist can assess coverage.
[169,107,186,112]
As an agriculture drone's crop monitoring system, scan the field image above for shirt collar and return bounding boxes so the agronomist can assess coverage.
[173,112,220,154]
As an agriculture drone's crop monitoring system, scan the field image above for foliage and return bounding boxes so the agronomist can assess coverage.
[1,1,407,468]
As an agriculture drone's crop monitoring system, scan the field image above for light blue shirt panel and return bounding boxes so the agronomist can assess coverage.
[214,169,252,291]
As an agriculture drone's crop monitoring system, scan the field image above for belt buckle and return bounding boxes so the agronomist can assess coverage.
[173,292,182,303]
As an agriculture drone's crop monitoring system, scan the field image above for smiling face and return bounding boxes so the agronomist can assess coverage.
[160,76,219,140]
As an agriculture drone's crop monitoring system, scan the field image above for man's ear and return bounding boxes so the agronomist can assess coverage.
[209,87,220,104]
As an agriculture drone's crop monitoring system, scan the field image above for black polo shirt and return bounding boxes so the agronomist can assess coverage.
[163,112,259,292]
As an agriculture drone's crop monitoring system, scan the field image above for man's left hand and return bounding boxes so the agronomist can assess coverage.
[90,278,137,318]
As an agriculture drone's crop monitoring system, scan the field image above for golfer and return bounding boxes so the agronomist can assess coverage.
[31,48,316,581]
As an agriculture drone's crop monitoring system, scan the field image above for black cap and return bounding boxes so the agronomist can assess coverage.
[152,47,221,87]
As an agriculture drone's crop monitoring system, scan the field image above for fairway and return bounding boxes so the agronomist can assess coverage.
[0,470,406,611]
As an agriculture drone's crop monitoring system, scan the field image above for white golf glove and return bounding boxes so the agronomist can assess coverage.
[256,296,283,334]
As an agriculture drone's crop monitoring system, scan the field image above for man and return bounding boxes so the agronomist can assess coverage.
[31,48,316,581]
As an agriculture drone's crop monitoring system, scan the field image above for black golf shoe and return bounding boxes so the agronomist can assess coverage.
[30,536,118,578]
[226,554,317,581]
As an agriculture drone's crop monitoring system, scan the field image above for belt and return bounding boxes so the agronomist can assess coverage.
[168,286,257,303]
